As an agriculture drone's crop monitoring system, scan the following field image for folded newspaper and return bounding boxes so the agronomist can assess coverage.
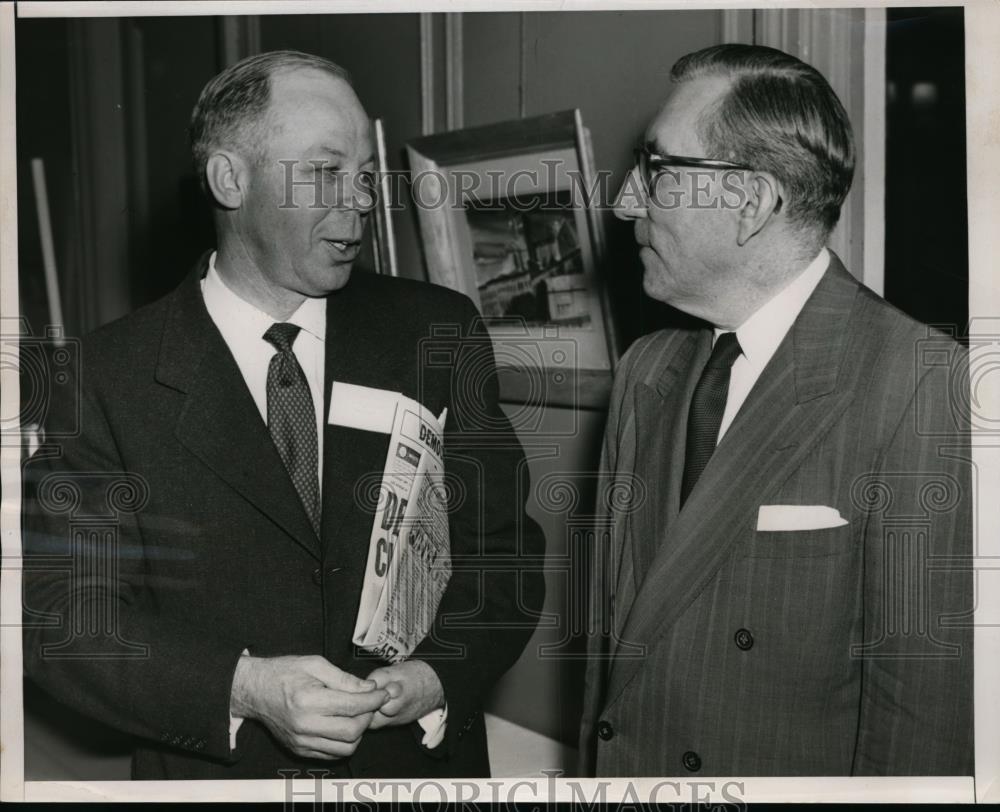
[329,382,452,663]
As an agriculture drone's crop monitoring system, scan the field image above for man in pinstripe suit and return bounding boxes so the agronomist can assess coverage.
[579,44,972,776]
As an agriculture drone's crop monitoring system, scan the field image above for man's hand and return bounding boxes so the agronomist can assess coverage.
[230,654,388,760]
[366,659,445,729]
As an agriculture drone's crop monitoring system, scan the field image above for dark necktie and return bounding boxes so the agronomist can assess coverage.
[264,322,321,536]
[680,331,742,506]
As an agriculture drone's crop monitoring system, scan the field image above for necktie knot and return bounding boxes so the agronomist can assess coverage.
[707,332,742,369]
[264,322,301,354]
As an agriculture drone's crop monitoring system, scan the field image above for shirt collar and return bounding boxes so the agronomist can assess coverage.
[204,251,326,344]
[715,247,830,370]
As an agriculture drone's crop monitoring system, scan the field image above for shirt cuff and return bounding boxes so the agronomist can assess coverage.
[416,704,447,749]
[229,713,244,751]
[229,648,250,751]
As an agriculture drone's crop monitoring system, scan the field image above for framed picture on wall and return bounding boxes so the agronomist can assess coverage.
[406,110,618,409]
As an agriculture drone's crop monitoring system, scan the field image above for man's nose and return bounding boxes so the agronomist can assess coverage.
[327,207,364,237]
[351,171,380,213]
[327,171,375,212]
[613,167,648,221]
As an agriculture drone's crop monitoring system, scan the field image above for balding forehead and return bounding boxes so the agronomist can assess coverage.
[270,66,359,104]
[248,66,372,166]
[665,75,732,121]
[268,70,368,132]
[648,75,732,153]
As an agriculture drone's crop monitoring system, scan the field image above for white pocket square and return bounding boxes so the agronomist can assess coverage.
[756,504,848,531]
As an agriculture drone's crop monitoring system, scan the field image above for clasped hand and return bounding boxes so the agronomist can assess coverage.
[231,655,443,760]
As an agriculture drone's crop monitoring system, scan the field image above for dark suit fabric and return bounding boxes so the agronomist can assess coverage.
[23,256,545,779]
[579,256,973,776]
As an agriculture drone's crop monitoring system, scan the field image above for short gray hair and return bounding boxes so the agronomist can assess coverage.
[189,50,351,195]
[671,44,855,236]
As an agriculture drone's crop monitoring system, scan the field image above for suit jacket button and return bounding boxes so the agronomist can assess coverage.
[597,720,614,741]
[682,750,701,772]
[735,628,754,650]
[312,567,323,585]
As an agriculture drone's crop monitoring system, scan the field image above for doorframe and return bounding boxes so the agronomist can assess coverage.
[66,18,131,331]
[721,8,886,293]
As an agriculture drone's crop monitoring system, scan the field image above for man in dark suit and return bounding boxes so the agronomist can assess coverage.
[579,44,972,776]
[23,50,544,779]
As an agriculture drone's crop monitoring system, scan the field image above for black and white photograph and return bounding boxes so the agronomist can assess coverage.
[1,0,998,805]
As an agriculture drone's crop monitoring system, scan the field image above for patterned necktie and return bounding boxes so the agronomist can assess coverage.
[263,322,321,536]
[680,331,742,507]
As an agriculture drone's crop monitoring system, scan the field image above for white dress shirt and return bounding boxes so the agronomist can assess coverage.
[202,253,327,473]
[200,252,446,750]
[714,248,830,443]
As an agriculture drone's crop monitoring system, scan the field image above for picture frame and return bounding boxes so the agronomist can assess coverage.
[370,117,399,277]
[406,110,618,409]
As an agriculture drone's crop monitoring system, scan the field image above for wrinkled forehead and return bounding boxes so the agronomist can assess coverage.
[644,74,731,156]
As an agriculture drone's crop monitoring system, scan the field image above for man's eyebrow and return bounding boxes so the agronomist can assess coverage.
[645,138,669,155]
[315,147,376,166]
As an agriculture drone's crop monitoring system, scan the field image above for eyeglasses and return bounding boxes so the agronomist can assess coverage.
[633,144,752,198]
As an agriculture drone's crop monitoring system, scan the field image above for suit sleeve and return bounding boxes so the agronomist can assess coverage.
[410,298,546,756]
[22,370,246,763]
[852,356,974,775]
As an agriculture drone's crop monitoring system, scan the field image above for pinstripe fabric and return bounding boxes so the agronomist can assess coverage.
[579,255,973,777]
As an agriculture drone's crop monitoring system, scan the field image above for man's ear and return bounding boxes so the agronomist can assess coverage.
[736,171,783,246]
[205,151,248,210]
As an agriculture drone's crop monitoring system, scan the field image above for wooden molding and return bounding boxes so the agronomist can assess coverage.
[721,9,754,44]
[419,13,435,135]
[753,8,880,283]
[218,16,261,69]
[67,19,131,331]
[445,13,463,130]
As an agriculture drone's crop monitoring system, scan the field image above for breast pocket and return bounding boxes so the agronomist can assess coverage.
[742,523,855,559]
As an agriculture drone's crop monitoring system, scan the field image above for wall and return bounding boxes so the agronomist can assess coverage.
[128,16,220,304]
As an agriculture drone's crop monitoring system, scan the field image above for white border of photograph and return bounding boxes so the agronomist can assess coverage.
[2,0,998,804]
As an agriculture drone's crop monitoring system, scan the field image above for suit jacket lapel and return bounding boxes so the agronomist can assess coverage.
[606,255,861,706]
[156,255,322,559]
[628,330,709,592]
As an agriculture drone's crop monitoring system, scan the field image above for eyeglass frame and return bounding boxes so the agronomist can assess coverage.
[633,143,753,200]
